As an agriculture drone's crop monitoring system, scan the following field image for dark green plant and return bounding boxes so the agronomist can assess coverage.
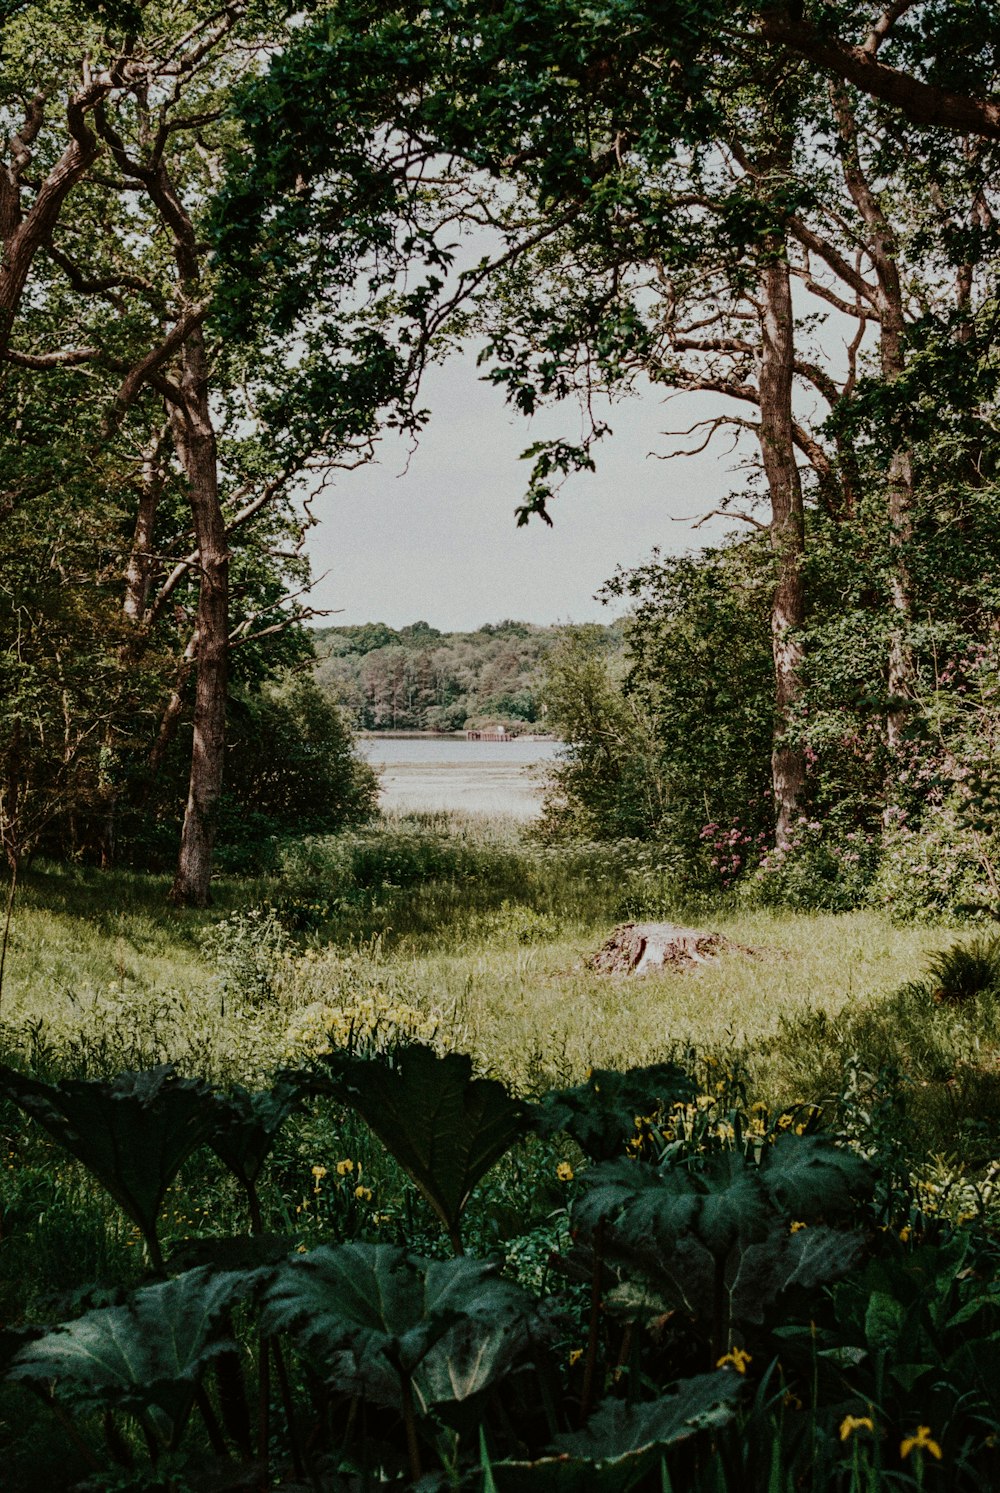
[573,1133,873,1363]
[317,1044,532,1252]
[533,1063,697,1162]
[924,937,1000,1004]
[8,1266,260,1463]
[208,1076,306,1232]
[0,1064,219,1269]
[485,1370,743,1491]
[261,1242,536,1480]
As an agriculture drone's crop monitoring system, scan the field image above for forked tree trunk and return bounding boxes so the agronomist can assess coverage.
[168,327,229,908]
[758,234,807,845]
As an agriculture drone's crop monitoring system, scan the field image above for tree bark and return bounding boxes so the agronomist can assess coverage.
[758,237,807,845]
[124,424,168,623]
[830,86,913,751]
[758,9,1000,140]
[167,328,228,907]
[0,72,119,358]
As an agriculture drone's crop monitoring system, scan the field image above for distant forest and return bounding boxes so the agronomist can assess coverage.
[313,621,622,733]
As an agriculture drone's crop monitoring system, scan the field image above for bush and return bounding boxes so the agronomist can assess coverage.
[739,818,878,911]
[870,804,995,922]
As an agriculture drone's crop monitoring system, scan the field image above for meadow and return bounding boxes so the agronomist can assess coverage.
[2,814,1000,1491]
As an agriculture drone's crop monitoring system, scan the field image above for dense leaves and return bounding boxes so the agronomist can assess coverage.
[9,1267,258,1441]
[0,1065,218,1265]
[318,1044,532,1247]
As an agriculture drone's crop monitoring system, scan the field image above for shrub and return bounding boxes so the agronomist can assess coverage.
[739,819,878,911]
[925,936,1000,1003]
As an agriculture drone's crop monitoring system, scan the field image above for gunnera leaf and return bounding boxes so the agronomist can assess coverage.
[8,1266,259,1442]
[208,1075,305,1189]
[260,1242,533,1410]
[729,1223,867,1326]
[533,1064,696,1161]
[759,1133,873,1221]
[0,1064,219,1261]
[320,1045,531,1246]
[486,1371,741,1491]
[574,1154,772,1260]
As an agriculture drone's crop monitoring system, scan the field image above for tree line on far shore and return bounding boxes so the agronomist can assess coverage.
[313,620,621,734]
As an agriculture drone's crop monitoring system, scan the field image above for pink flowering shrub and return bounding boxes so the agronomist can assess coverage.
[739,818,879,911]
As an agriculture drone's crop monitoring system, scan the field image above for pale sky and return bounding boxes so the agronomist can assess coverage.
[303,346,750,632]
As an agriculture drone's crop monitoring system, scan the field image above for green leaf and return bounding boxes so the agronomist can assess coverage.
[322,1045,530,1245]
[487,1372,741,1491]
[865,1291,906,1354]
[534,1064,696,1161]
[8,1267,258,1443]
[729,1224,866,1325]
[0,1065,218,1262]
[574,1154,771,1259]
[209,1076,305,1189]
[260,1241,533,1409]
[759,1135,873,1221]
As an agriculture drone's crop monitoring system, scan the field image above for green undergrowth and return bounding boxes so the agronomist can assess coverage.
[3,818,1000,1488]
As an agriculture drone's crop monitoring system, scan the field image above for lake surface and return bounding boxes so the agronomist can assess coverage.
[358,735,563,817]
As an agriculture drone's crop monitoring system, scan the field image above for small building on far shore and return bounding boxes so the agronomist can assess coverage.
[465,725,510,742]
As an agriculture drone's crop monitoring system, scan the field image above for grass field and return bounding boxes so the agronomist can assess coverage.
[4,815,1000,1491]
[0,818,964,1113]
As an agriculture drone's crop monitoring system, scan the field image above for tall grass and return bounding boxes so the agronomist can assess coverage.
[0,816,955,1102]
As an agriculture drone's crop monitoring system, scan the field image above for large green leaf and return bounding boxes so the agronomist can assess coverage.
[0,1065,218,1261]
[208,1075,304,1189]
[321,1045,530,1245]
[574,1154,772,1258]
[8,1267,258,1442]
[533,1063,696,1161]
[260,1242,533,1410]
[487,1371,741,1491]
[759,1134,873,1220]
[729,1224,866,1325]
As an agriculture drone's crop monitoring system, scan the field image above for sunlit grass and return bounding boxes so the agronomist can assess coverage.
[0,839,953,1111]
[387,907,947,1093]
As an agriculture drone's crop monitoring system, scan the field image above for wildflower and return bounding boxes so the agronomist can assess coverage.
[355,1185,373,1202]
[901,1426,941,1460]
[716,1347,752,1374]
[568,1348,583,1367]
[899,1225,912,1242]
[784,1391,803,1411]
[790,1220,807,1234]
[840,1415,874,1441]
[336,1159,354,1176]
[556,1161,574,1182]
[311,1165,327,1181]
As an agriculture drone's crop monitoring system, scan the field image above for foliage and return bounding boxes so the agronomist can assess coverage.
[534,1063,697,1162]
[4,1032,1000,1489]
[317,1045,532,1251]
[739,818,880,912]
[0,1063,219,1268]
[924,937,1000,1005]
[314,619,581,733]
[9,1266,258,1449]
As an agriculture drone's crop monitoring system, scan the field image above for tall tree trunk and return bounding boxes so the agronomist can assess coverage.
[758,239,807,844]
[830,86,913,752]
[124,424,168,623]
[168,328,229,907]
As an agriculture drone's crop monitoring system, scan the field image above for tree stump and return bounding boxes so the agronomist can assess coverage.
[589,922,754,976]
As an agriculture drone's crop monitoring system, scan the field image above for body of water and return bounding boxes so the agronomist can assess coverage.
[357,734,562,817]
